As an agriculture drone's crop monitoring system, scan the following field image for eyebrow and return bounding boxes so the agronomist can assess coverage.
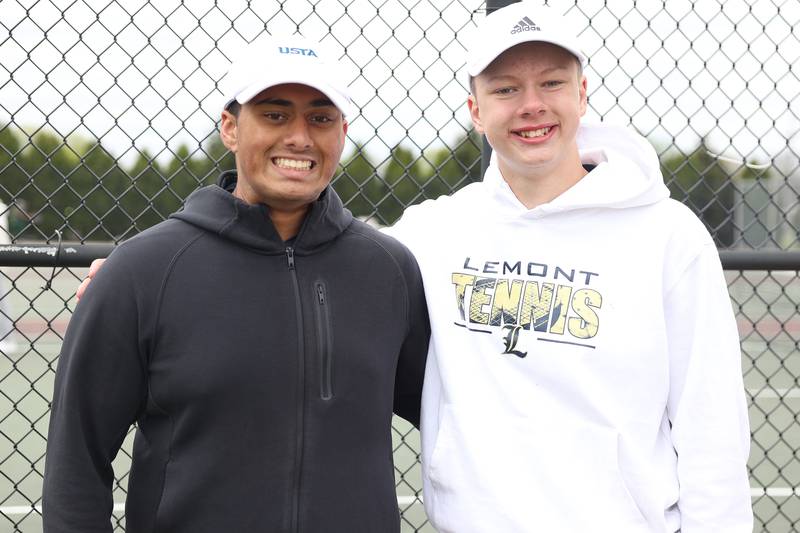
[538,66,570,75]
[252,97,336,108]
[484,66,571,83]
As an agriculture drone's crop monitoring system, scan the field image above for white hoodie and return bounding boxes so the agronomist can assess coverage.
[386,123,752,532]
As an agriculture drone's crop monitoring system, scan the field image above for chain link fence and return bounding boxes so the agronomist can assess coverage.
[0,0,798,530]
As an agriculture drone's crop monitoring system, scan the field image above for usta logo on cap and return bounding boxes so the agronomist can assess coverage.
[278,47,318,57]
[221,35,356,117]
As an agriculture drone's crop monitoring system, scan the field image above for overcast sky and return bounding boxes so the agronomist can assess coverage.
[0,0,798,171]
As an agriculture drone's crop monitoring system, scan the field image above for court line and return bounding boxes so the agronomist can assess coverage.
[0,498,425,517]
[0,503,126,516]
[6,489,800,516]
[747,387,800,399]
[751,487,800,498]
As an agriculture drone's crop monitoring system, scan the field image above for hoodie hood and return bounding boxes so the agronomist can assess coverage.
[170,170,353,254]
[483,121,670,216]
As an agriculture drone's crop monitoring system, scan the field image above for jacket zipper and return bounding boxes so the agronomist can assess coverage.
[314,282,334,400]
[286,246,305,533]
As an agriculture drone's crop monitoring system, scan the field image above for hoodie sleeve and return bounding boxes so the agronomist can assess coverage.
[43,246,149,533]
[392,247,430,428]
[664,240,753,532]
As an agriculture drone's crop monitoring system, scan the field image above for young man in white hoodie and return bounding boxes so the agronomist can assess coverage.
[76,3,753,531]
[385,2,753,532]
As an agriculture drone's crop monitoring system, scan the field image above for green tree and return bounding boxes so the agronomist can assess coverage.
[661,143,737,248]
[377,145,434,224]
[426,130,482,198]
[69,140,130,241]
[0,125,27,238]
[198,134,235,180]
[0,123,485,240]
[14,131,87,240]
[0,125,239,242]
[330,130,483,226]
[333,144,382,220]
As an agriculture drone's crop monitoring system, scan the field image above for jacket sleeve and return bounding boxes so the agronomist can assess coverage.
[43,248,149,533]
[664,242,753,532]
[392,249,430,428]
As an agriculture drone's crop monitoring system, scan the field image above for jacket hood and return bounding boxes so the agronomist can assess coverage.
[483,121,670,216]
[170,170,353,253]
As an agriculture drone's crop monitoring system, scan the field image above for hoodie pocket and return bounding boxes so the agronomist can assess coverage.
[314,281,334,400]
[425,406,651,530]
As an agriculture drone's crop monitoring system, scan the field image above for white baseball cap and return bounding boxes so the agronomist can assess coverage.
[466,1,587,77]
[221,34,356,117]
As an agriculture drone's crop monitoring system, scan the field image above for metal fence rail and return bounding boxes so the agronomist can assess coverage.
[1,0,799,531]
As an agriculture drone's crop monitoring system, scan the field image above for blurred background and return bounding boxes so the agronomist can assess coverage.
[0,0,798,530]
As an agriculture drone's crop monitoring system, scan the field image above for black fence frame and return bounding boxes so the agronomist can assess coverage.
[2,244,797,271]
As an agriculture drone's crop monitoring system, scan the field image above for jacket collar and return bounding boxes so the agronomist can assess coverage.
[170,170,353,254]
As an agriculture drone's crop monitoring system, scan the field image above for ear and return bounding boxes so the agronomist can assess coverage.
[467,94,485,135]
[219,110,239,153]
[335,119,348,155]
[578,76,588,117]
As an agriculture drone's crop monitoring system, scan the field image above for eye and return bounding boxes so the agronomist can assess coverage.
[492,86,516,95]
[262,111,287,122]
[543,80,565,88]
[309,113,337,125]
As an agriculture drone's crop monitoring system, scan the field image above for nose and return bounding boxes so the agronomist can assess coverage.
[518,88,546,117]
[284,116,313,150]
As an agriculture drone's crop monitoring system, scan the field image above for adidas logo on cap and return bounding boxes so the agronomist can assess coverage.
[510,16,541,34]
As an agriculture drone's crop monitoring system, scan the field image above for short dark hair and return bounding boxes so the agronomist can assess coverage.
[226,101,241,117]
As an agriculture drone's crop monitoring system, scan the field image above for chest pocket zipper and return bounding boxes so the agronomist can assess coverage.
[314,282,334,400]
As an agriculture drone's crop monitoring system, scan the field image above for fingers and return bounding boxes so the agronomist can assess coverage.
[88,258,106,278]
[76,277,91,301]
[76,258,106,301]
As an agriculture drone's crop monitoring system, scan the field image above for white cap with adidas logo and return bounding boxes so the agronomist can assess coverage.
[465,1,588,77]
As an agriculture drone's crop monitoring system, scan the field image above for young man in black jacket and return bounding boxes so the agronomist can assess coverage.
[43,34,429,533]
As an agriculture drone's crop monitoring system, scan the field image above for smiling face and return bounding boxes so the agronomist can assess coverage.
[219,83,348,213]
[468,41,587,185]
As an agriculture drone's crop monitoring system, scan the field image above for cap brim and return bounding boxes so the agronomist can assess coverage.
[233,73,357,118]
[467,35,587,77]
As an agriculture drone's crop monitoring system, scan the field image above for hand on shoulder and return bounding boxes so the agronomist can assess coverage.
[76,258,106,300]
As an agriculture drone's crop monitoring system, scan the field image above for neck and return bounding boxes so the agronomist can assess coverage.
[231,182,313,242]
[268,205,310,242]
[498,158,587,210]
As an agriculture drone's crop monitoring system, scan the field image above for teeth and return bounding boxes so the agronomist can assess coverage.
[274,157,312,170]
[519,127,551,138]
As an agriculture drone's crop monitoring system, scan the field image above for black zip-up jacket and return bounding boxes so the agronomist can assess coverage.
[43,172,430,533]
